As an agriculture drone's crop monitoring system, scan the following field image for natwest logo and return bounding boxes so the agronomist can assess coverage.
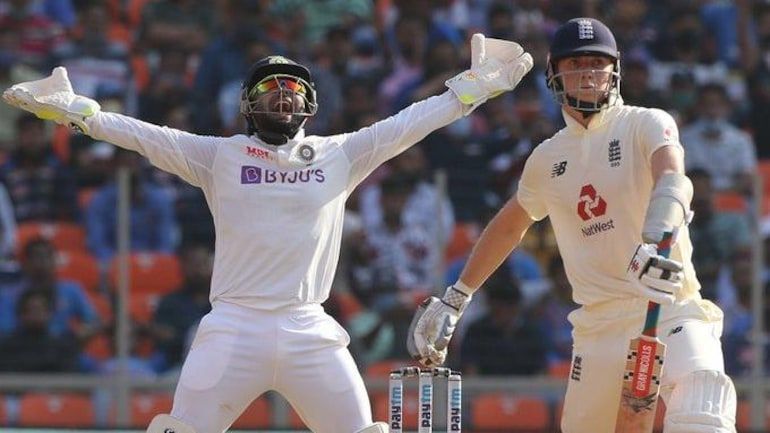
[240,166,325,184]
[577,184,607,221]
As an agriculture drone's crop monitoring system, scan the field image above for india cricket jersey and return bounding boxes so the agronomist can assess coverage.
[517,103,700,306]
[87,92,462,310]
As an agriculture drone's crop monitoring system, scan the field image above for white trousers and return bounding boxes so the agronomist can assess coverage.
[170,301,372,433]
[561,296,733,433]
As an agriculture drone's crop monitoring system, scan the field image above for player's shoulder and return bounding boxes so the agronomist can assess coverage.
[615,104,676,126]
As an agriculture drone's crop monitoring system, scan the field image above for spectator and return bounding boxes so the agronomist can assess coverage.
[137,0,214,54]
[0,289,80,372]
[620,56,668,109]
[0,0,64,69]
[681,83,756,194]
[722,249,754,376]
[460,265,548,375]
[687,169,752,301]
[150,244,213,369]
[0,113,78,222]
[85,148,177,263]
[359,146,455,246]
[0,238,100,340]
[739,0,770,159]
[49,1,134,108]
[537,255,577,364]
[0,25,43,150]
[0,183,17,271]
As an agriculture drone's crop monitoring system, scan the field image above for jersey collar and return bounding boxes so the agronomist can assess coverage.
[561,97,624,132]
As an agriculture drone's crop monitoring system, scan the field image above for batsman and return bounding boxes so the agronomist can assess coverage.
[409,18,737,433]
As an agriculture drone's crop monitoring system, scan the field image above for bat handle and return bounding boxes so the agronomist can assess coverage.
[642,231,674,337]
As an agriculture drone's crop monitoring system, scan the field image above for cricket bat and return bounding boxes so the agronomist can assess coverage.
[613,232,673,433]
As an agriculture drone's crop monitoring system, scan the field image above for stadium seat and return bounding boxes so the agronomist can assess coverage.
[713,192,747,212]
[84,333,114,361]
[471,393,549,430]
[232,396,271,429]
[445,223,479,263]
[130,393,173,426]
[108,253,182,295]
[18,393,94,427]
[0,395,6,425]
[56,250,101,292]
[758,160,770,194]
[373,391,419,430]
[548,359,572,378]
[78,188,97,212]
[16,222,87,255]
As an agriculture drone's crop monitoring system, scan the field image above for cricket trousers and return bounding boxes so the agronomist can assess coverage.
[560,296,734,433]
[170,300,372,433]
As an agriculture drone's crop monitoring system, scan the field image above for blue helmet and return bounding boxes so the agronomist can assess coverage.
[545,18,621,112]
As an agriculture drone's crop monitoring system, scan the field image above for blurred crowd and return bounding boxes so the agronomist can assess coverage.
[0,0,768,388]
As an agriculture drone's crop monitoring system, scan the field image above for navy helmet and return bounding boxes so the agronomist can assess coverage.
[545,18,621,112]
[240,56,318,145]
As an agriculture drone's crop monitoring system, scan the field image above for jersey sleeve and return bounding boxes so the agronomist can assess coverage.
[516,148,548,221]
[637,108,682,162]
[340,91,463,189]
[86,112,221,188]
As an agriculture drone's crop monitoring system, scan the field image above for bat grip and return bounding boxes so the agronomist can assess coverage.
[642,231,673,337]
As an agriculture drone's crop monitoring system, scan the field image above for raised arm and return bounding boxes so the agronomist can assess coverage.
[3,67,220,188]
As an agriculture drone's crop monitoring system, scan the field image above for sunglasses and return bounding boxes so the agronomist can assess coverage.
[253,75,307,96]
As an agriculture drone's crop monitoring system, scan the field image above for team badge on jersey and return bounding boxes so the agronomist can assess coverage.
[298,144,315,163]
[608,139,621,167]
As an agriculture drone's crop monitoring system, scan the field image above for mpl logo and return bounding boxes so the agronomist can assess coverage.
[577,184,607,221]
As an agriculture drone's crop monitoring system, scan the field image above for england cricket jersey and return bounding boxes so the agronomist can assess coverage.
[87,92,462,310]
[517,103,700,306]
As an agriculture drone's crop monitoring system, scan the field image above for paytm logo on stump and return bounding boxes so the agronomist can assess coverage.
[240,166,326,184]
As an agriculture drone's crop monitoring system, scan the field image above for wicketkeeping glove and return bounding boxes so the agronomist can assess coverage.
[407,286,472,367]
[626,243,684,305]
[2,66,100,135]
[445,33,533,115]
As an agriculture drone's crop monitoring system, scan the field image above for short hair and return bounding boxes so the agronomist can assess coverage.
[697,83,729,102]
[22,237,55,261]
[15,289,53,316]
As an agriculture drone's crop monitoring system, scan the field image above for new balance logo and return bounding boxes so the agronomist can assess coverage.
[668,326,684,337]
[609,139,621,167]
[578,19,594,40]
[551,161,567,178]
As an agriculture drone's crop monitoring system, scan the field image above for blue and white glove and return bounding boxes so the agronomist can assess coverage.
[445,33,533,115]
[2,66,100,135]
[626,243,684,305]
[407,286,472,367]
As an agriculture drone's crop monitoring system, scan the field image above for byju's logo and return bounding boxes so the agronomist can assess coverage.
[241,166,262,184]
[577,184,607,221]
[240,166,326,184]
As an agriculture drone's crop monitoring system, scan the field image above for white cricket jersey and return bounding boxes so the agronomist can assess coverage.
[517,103,700,306]
[87,91,462,310]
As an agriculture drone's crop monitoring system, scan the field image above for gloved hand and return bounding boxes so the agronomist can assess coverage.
[2,66,100,135]
[445,33,533,115]
[626,243,684,305]
[407,286,472,366]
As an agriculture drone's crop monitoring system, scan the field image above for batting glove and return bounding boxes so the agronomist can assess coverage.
[626,243,684,305]
[3,66,100,135]
[407,286,471,367]
[445,33,533,115]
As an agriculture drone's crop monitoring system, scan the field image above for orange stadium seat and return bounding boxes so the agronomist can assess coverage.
[0,395,6,425]
[130,393,173,426]
[16,222,87,255]
[56,250,101,292]
[445,223,479,263]
[84,333,114,361]
[713,192,748,213]
[232,397,271,429]
[18,393,94,427]
[78,188,97,212]
[108,253,182,295]
[471,394,549,430]
[758,160,770,194]
[548,359,572,378]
